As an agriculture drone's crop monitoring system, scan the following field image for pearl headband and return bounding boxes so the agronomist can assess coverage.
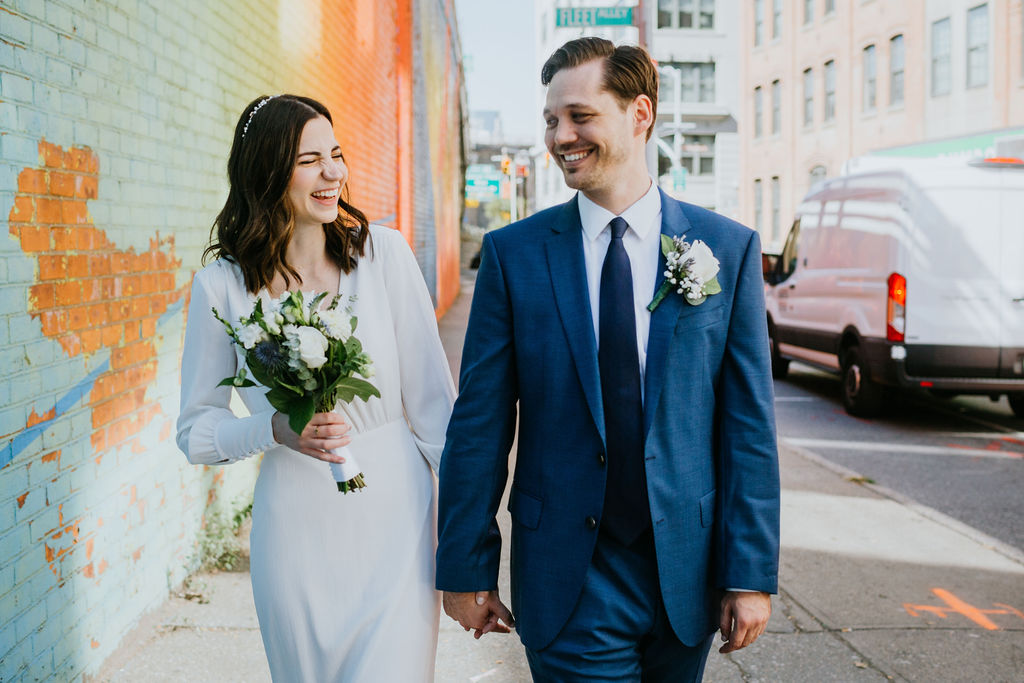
[242,95,279,138]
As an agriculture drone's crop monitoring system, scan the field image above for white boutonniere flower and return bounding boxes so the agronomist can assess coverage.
[647,235,722,311]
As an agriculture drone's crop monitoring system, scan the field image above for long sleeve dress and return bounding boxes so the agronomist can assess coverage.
[176,225,456,682]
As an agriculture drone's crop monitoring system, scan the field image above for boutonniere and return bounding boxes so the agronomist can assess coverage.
[647,235,722,312]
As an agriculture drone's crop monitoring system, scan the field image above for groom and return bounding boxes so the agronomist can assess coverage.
[437,38,780,680]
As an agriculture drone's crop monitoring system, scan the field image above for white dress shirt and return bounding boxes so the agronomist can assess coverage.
[578,179,662,387]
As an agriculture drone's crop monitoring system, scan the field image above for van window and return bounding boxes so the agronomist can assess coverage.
[777,219,801,282]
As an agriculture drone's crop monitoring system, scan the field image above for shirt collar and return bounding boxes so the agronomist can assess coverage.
[578,179,661,243]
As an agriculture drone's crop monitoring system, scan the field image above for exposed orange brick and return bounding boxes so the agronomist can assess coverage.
[67,307,90,331]
[54,281,82,307]
[51,227,75,250]
[18,168,48,194]
[49,172,76,197]
[19,226,50,252]
[61,200,89,225]
[131,299,150,320]
[110,347,131,370]
[82,563,94,578]
[39,140,65,168]
[39,310,68,336]
[140,317,156,336]
[98,558,108,574]
[90,254,111,276]
[82,278,101,301]
[131,438,145,454]
[45,545,55,562]
[111,253,130,273]
[123,322,140,342]
[58,334,82,357]
[67,254,89,278]
[86,538,94,560]
[38,255,66,281]
[159,272,175,291]
[75,175,98,199]
[9,196,34,222]
[36,197,62,223]
[27,407,56,427]
[91,428,106,452]
[30,283,56,309]
[139,276,158,295]
[159,420,172,440]
[131,547,141,562]
[41,451,59,464]
[91,639,100,650]
[17,493,28,508]
[110,301,132,322]
[80,327,102,354]
[101,324,122,346]
[65,146,90,171]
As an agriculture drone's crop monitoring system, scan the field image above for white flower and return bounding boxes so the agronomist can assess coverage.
[687,240,720,282]
[291,325,329,369]
[237,323,266,350]
[318,308,352,341]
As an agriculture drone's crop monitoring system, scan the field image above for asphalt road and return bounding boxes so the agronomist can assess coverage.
[774,362,1024,553]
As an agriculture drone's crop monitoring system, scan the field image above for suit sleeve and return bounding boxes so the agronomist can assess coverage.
[435,233,519,592]
[715,229,781,593]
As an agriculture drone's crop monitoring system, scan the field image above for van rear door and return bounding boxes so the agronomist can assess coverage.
[994,162,1024,378]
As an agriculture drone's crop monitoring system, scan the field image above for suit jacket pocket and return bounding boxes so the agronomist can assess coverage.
[699,489,716,528]
[676,301,725,332]
[507,485,543,530]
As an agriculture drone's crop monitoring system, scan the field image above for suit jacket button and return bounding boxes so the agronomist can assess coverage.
[597,453,606,465]
[585,516,597,530]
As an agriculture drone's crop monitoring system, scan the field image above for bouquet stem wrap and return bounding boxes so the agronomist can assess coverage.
[329,445,365,493]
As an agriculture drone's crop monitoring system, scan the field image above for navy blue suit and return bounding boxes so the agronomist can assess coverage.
[436,190,780,654]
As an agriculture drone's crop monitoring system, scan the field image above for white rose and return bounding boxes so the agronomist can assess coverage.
[318,308,352,341]
[237,323,265,350]
[293,326,329,369]
[687,240,719,282]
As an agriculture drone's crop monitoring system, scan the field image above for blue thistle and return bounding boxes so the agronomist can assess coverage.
[252,340,287,372]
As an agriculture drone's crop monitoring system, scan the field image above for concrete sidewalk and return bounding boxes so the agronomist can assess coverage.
[96,257,1024,682]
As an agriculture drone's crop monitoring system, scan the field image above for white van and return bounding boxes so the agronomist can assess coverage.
[763,156,1024,417]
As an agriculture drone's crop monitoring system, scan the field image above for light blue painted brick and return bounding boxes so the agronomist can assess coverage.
[16,105,46,135]
[0,403,27,438]
[62,36,87,66]
[33,81,60,110]
[0,526,30,567]
[0,618,15,660]
[74,119,99,145]
[46,57,73,87]
[0,72,33,104]
[40,418,70,454]
[0,286,26,315]
[12,545,46,588]
[0,101,16,130]
[0,462,30,502]
[0,43,15,73]
[6,257,35,283]
[25,644,52,681]
[14,45,48,80]
[24,340,54,367]
[44,475,71,507]
[47,113,75,142]
[75,68,98,95]
[39,366,74,395]
[0,496,15,533]
[28,506,59,543]
[45,3,75,35]
[9,371,43,403]
[0,12,32,44]
[7,313,37,342]
[30,22,60,55]
[0,132,40,165]
[13,487,45,524]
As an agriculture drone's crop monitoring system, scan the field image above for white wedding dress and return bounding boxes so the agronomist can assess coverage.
[177,225,456,682]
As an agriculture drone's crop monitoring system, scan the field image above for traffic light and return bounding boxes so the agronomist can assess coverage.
[500,156,511,175]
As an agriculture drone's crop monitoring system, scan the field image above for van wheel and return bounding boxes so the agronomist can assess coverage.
[841,346,884,417]
[1009,394,1024,419]
[768,324,789,379]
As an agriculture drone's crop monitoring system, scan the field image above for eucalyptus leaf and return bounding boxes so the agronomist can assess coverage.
[660,234,676,255]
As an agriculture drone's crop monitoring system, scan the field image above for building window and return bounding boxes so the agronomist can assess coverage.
[862,44,876,111]
[825,0,834,15]
[803,68,813,126]
[804,0,813,25]
[824,60,836,121]
[754,86,763,138]
[659,62,716,103]
[931,18,951,96]
[771,176,781,243]
[967,4,989,88]
[658,0,714,29]
[771,79,781,134]
[754,179,763,232]
[680,134,716,176]
[809,164,827,185]
[772,0,781,40]
[889,34,904,106]
[754,0,764,46]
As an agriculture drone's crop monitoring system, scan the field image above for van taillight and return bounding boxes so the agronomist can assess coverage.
[887,273,906,342]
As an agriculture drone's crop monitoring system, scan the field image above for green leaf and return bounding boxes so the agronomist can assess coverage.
[264,387,296,414]
[704,277,722,295]
[333,377,381,403]
[287,397,315,435]
[660,234,676,256]
[217,377,238,387]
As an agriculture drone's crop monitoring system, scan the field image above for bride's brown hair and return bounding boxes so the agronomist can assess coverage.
[203,94,371,293]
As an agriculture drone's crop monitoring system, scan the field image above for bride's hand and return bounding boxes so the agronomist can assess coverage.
[272,411,352,462]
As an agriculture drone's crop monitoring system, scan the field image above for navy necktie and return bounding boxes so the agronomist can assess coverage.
[598,217,651,545]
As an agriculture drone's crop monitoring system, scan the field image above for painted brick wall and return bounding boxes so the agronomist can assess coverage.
[0,0,464,679]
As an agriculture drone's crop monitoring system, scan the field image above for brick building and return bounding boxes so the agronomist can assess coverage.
[0,1,464,679]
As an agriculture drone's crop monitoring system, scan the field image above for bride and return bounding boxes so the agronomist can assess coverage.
[176,94,456,681]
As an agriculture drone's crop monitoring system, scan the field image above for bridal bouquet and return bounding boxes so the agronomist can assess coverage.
[212,290,380,493]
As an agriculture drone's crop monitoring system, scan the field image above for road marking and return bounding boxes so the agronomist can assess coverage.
[784,437,1022,460]
[903,588,1024,630]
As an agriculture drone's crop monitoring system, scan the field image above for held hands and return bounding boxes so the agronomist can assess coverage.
[442,590,515,639]
[271,411,351,462]
[718,591,771,653]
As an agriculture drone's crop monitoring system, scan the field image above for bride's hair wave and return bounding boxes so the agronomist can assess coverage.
[204,94,371,293]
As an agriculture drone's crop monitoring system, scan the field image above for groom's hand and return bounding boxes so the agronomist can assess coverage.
[718,591,771,653]
[442,590,514,639]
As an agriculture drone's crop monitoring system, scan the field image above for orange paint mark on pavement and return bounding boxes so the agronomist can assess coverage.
[904,588,1024,630]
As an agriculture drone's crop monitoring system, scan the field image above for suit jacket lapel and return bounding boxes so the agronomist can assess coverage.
[546,197,605,444]
[644,190,694,436]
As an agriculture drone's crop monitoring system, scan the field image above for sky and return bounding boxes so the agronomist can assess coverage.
[454,0,537,144]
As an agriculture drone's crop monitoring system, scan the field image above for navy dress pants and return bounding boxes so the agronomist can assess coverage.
[524,530,715,682]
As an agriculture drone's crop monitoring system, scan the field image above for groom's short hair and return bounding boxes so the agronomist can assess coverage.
[541,37,658,141]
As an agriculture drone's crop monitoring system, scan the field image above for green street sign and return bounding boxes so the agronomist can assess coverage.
[555,6,634,27]
[465,178,500,200]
